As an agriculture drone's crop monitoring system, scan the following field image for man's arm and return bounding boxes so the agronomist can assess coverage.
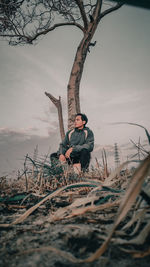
[72,129,94,153]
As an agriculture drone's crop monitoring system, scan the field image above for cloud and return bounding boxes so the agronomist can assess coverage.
[48,105,58,114]
[94,144,114,153]
[0,127,40,143]
[34,116,50,124]
[0,127,30,142]
[0,127,60,175]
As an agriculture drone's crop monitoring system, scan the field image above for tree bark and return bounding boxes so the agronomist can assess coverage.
[67,30,97,129]
[67,2,102,130]
[45,92,65,141]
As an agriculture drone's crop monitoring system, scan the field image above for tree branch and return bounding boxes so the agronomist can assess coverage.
[1,21,84,43]
[99,2,124,20]
[75,0,89,30]
[0,21,84,43]
[30,22,85,42]
[45,92,65,141]
[45,92,60,108]
[92,0,102,21]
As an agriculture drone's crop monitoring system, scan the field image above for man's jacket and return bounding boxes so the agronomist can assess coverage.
[58,127,94,156]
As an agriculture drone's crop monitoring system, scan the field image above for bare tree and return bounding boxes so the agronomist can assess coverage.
[0,0,124,136]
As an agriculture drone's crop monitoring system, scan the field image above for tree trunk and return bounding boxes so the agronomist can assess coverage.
[45,2,122,131]
[45,92,65,140]
[67,23,99,130]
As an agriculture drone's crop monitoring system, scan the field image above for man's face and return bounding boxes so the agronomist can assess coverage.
[75,115,85,129]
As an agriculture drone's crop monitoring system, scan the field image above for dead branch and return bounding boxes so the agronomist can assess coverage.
[45,91,65,140]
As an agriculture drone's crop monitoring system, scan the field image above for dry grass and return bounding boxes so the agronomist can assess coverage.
[0,153,150,265]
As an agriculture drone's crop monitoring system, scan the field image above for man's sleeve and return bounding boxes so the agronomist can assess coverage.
[72,129,94,153]
[58,132,69,155]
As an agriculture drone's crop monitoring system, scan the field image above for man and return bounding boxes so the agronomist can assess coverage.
[57,113,94,173]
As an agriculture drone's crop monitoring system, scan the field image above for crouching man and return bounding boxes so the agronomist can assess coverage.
[56,113,94,173]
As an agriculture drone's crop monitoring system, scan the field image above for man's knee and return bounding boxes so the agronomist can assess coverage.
[80,148,90,157]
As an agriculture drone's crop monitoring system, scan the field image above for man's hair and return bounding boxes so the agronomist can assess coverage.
[76,113,88,126]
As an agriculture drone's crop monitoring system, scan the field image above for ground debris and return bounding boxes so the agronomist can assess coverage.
[0,156,150,266]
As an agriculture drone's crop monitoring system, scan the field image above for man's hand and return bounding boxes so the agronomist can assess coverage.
[65,148,73,158]
[59,154,66,162]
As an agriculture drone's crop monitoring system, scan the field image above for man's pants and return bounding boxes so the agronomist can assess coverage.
[50,148,91,171]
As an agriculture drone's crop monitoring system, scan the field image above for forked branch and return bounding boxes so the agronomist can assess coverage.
[45,92,65,140]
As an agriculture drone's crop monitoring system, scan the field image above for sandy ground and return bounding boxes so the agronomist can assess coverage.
[0,197,150,267]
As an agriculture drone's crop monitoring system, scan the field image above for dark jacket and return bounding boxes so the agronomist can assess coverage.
[58,127,94,156]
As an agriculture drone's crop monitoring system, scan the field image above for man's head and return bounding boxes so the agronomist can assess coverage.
[75,113,88,129]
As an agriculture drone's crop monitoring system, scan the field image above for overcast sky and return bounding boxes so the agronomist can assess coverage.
[0,4,150,175]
